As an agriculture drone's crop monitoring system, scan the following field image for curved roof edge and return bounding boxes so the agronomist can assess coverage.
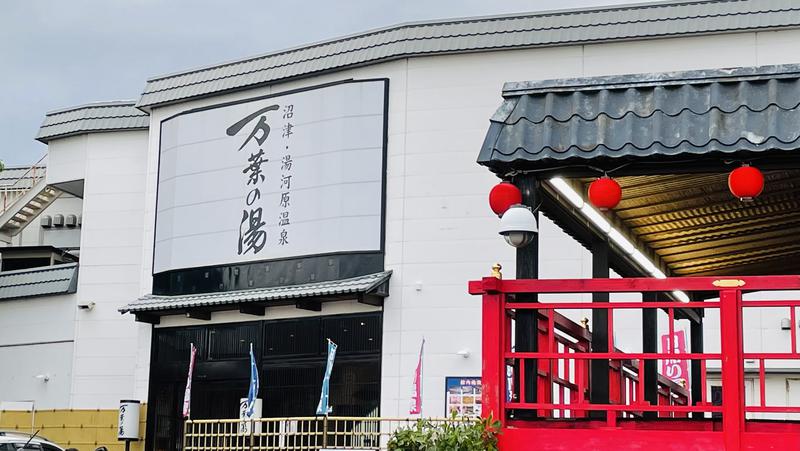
[37,101,149,144]
[136,0,800,110]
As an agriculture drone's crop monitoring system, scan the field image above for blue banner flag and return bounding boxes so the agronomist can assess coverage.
[316,339,338,415]
[246,343,259,417]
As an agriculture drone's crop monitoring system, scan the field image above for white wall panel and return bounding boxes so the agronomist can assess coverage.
[0,342,74,409]
[69,130,149,409]
[0,294,76,346]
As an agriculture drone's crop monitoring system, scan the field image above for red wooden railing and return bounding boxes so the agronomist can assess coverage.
[521,309,689,421]
[469,275,800,450]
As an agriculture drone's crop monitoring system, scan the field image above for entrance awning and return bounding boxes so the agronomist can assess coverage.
[121,271,391,323]
[480,64,800,279]
[479,64,800,176]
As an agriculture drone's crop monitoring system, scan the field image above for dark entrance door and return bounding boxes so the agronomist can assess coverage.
[145,312,382,451]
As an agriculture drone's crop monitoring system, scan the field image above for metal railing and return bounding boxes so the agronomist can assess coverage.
[1,153,47,212]
[183,417,472,451]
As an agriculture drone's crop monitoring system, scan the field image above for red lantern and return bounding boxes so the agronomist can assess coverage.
[489,181,522,216]
[588,176,622,211]
[728,165,764,201]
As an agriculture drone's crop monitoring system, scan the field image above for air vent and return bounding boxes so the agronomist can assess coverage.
[52,214,64,227]
[40,215,52,228]
[65,214,77,227]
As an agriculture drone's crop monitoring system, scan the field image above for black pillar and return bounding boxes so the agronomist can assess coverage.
[642,292,659,419]
[514,175,538,409]
[590,239,610,419]
[691,311,704,419]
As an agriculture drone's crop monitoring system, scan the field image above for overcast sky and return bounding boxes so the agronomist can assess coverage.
[0,0,662,166]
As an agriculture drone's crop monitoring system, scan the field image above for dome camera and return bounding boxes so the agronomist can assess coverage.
[499,204,538,248]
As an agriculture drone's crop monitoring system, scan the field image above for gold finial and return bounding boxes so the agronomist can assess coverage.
[491,263,503,279]
[679,378,687,388]
[580,317,590,329]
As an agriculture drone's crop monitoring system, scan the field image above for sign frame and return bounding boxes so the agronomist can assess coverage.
[444,376,482,417]
[152,78,389,277]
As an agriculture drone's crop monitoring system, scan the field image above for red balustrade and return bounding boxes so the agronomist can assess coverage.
[469,275,800,450]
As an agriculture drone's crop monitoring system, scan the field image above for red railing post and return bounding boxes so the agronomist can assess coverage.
[720,289,744,451]
[482,282,505,422]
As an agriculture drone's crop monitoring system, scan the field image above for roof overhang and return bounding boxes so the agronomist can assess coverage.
[479,64,800,177]
[0,263,79,301]
[36,101,149,144]
[120,271,391,324]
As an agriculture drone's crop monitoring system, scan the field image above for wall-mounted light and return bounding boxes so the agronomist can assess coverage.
[456,348,471,359]
[498,204,538,248]
[77,301,96,311]
[35,374,50,383]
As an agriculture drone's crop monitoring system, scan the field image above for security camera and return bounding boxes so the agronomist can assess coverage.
[77,301,96,310]
[498,204,538,248]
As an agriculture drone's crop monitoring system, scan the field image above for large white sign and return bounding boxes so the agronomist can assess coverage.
[155,80,386,274]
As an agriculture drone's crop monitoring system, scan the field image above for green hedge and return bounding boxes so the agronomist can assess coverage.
[387,415,501,451]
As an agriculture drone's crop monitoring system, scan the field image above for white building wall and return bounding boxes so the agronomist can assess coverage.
[15,194,83,249]
[136,28,800,418]
[46,134,88,186]
[68,130,150,409]
[0,293,77,409]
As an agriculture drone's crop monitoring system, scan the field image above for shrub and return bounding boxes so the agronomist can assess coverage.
[387,414,501,451]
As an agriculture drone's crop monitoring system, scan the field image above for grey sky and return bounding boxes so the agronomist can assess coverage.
[1,0,661,167]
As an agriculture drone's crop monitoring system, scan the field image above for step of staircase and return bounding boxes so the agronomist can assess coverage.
[0,179,61,243]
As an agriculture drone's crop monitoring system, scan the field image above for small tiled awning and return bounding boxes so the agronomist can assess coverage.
[479,64,800,175]
[121,271,391,323]
[0,263,79,301]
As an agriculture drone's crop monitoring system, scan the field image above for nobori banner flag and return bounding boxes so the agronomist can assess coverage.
[246,343,259,417]
[182,343,197,419]
[409,338,425,415]
[316,339,338,415]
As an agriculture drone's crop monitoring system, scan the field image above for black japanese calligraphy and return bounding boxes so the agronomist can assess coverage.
[282,122,294,138]
[281,154,293,171]
[243,149,267,185]
[226,105,280,151]
[239,208,267,255]
[246,188,261,206]
[280,174,291,190]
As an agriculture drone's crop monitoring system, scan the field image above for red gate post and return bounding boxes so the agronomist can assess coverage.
[720,289,745,450]
[480,277,505,423]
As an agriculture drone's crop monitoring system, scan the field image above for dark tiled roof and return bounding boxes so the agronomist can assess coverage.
[479,64,800,174]
[0,263,79,301]
[137,0,800,109]
[120,271,392,313]
[37,101,149,143]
